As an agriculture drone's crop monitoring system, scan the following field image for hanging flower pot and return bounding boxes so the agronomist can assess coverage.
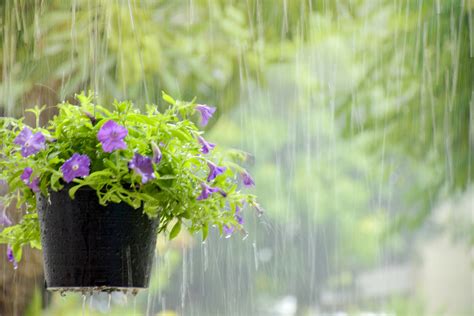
[0,92,260,293]
[37,185,159,291]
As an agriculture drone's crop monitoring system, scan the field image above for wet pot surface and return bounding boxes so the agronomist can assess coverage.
[37,186,159,291]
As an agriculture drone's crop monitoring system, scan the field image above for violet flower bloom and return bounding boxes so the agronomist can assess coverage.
[207,161,226,182]
[195,104,216,126]
[97,120,128,152]
[151,141,162,164]
[14,127,45,157]
[20,167,33,184]
[196,182,219,200]
[129,153,156,184]
[20,167,40,193]
[29,178,40,193]
[223,225,234,238]
[61,153,91,183]
[223,206,244,238]
[235,205,244,225]
[0,212,12,227]
[7,245,17,270]
[241,171,255,187]
[198,136,215,154]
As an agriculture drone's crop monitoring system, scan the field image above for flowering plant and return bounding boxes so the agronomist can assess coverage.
[0,92,259,264]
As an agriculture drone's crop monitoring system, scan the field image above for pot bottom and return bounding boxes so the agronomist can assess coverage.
[47,286,144,294]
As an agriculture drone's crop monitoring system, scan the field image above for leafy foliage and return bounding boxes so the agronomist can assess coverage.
[0,92,257,261]
[337,1,473,198]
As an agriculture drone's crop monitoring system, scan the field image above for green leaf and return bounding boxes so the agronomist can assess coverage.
[30,240,42,249]
[202,224,209,241]
[68,183,88,199]
[76,92,93,107]
[12,243,23,262]
[168,127,191,141]
[169,220,181,240]
[158,175,176,180]
[50,172,62,191]
[162,91,176,105]
[103,159,118,171]
[127,113,157,125]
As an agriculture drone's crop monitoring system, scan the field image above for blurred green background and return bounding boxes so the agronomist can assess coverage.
[0,0,472,315]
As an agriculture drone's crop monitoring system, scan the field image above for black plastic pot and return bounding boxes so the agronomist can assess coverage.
[37,186,159,292]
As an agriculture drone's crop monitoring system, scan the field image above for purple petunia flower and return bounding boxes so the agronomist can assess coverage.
[223,225,234,238]
[7,245,18,270]
[151,141,162,164]
[97,120,128,152]
[241,171,255,187]
[61,153,91,183]
[207,161,226,182]
[20,167,33,184]
[223,206,244,238]
[0,212,12,227]
[196,182,219,200]
[20,167,40,193]
[14,127,46,157]
[129,153,156,184]
[195,104,216,126]
[29,178,40,193]
[235,205,244,225]
[198,136,215,154]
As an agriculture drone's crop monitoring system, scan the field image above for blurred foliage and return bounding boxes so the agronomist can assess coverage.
[335,0,474,230]
[0,0,318,117]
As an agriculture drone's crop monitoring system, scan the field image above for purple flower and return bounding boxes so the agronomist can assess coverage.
[97,120,128,152]
[207,161,226,182]
[0,212,12,227]
[241,171,255,187]
[129,153,156,184]
[223,225,234,238]
[222,206,244,238]
[151,141,162,164]
[14,127,46,157]
[195,104,216,126]
[20,167,40,193]
[196,182,219,200]
[198,136,215,154]
[235,205,244,225]
[61,153,91,183]
[20,167,33,184]
[30,178,40,193]
[7,245,18,270]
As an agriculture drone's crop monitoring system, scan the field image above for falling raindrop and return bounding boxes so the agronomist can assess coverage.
[133,294,137,315]
[181,247,187,312]
[107,293,112,310]
[81,294,86,316]
[252,241,259,270]
[202,240,208,272]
